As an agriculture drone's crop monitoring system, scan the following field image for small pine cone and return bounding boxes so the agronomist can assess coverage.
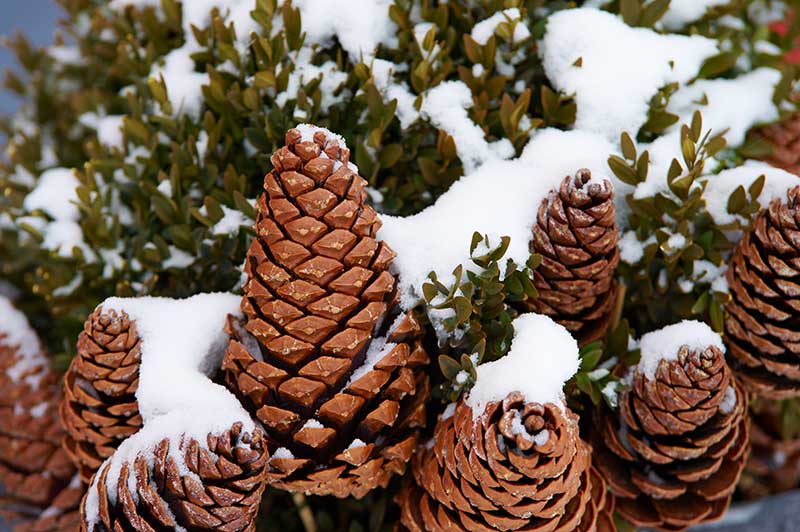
[725,186,800,398]
[0,297,83,529]
[60,307,142,483]
[594,344,749,531]
[517,169,619,346]
[81,422,268,531]
[397,392,610,532]
[222,126,429,498]
[737,399,800,499]
[747,113,800,175]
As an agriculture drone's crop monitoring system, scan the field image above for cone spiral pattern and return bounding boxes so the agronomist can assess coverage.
[398,392,613,532]
[60,307,143,483]
[222,127,429,498]
[595,344,749,531]
[81,422,267,531]
[519,169,619,346]
[725,186,800,398]
[0,300,82,531]
[748,113,800,175]
[737,399,800,499]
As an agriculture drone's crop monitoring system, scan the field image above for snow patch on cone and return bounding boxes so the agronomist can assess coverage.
[465,314,579,418]
[637,320,726,379]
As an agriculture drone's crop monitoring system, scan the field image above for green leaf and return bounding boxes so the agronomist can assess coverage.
[727,185,747,214]
[621,132,637,161]
[639,0,671,27]
[438,355,461,380]
[749,174,766,200]
[620,0,641,26]
[453,296,472,323]
[608,155,640,185]
[698,52,739,79]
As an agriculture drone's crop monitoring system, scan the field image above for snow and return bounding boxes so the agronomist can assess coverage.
[379,128,617,311]
[371,59,418,129]
[276,50,349,112]
[637,320,725,379]
[703,161,800,226]
[719,385,737,414]
[619,231,653,265]
[163,246,195,269]
[662,0,730,30]
[0,296,45,383]
[211,205,251,236]
[637,68,781,199]
[420,81,514,173]
[471,8,530,45]
[346,439,366,450]
[293,0,397,59]
[540,8,718,142]
[441,402,457,421]
[301,419,324,430]
[271,447,295,460]
[465,314,579,418]
[345,315,403,387]
[84,293,254,528]
[21,168,93,258]
[295,123,348,148]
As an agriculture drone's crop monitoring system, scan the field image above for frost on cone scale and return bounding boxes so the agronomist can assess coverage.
[516,169,619,346]
[725,186,800,398]
[748,112,800,175]
[0,297,82,531]
[737,399,800,499]
[60,307,143,484]
[397,393,615,532]
[222,126,430,498]
[594,342,749,531]
[81,422,268,531]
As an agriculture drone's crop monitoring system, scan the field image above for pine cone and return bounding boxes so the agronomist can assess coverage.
[517,169,619,346]
[60,307,142,484]
[222,126,429,498]
[737,399,800,499]
[397,392,611,532]
[748,113,800,175]
[594,343,749,531]
[725,185,800,398]
[0,297,83,530]
[81,421,268,531]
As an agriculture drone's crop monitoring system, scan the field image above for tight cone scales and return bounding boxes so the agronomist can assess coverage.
[81,422,268,531]
[725,185,800,398]
[398,392,615,532]
[222,126,429,498]
[60,307,143,484]
[0,298,82,531]
[748,112,800,175]
[594,342,749,531]
[517,170,619,346]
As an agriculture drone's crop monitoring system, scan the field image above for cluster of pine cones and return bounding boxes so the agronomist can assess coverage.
[2,121,800,531]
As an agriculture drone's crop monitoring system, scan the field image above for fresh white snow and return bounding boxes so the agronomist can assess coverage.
[379,128,617,312]
[540,8,718,142]
[471,8,530,45]
[465,314,579,417]
[662,0,731,30]
[0,295,46,385]
[637,320,725,379]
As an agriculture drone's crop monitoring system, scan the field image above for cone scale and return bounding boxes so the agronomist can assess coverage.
[222,126,429,498]
[398,392,615,532]
[594,344,749,531]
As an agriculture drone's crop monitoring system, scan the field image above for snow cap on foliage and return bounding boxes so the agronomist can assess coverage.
[703,161,800,226]
[637,68,781,199]
[379,128,617,312]
[420,80,515,173]
[293,0,397,59]
[540,8,718,142]
[471,8,531,45]
[662,0,731,30]
[465,314,579,417]
[637,320,725,379]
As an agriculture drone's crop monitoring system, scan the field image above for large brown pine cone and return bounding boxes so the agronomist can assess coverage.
[517,169,619,346]
[0,298,83,530]
[398,392,614,532]
[81,421,268,531]
[748,113,800,175]
[595,343,749,531]
[725,185,800,398]
[737,398,800,499]
[60,307,142,484]
[222,126,429,498]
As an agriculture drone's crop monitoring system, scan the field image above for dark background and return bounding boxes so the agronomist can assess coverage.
[0,1,62,116]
